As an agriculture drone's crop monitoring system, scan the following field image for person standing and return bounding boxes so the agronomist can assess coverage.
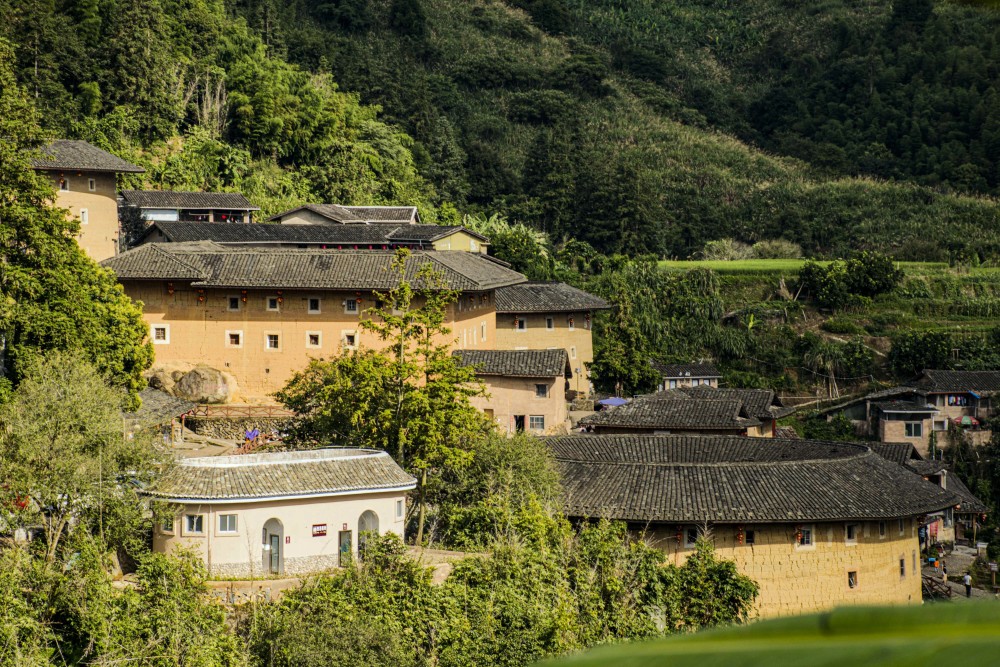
[964,572,973,598]
[942,562,948,582]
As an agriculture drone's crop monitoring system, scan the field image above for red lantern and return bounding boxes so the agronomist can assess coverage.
[241,289,248,303]
[276,290,284,305]
[736,525,744,545]
[197,289,205,303]
[675,525,683,546]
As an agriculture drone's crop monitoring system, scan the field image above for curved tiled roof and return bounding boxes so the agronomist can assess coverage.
[124,389,196,428]
[651,362,721,378]
[547,435,960,523]
[580,395,759,431]
[147,448,416,502]
[679,387,779,420]
[103,243,525,291]
[122,190,258,210]
[494,282,609,313]
[144,221,484,245]
[913,370,1000,395]
[269,204,420,224]
[453,349,569,378]
[30,140,144,173]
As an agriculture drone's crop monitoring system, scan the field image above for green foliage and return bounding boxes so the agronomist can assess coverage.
[888,330,953,377]
[0,352,164,563]
[0,41,152,404]
[799,252,903,309]
[427,432,561,549]
[247,526,757,667]
[801,413,857,441]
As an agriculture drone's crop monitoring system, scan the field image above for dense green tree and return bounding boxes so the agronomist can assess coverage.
[0,41,152,403]
[888,330,953,377]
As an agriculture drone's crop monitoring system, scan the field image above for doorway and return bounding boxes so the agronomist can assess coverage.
[514,415,525,433]
[338,530,353,567]
[358,511,379,560]
[262,518,284,575]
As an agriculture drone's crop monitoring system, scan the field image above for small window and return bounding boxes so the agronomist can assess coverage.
[879,521,887,538]
[848,571,858,589]
[88,178,96,192]
[218,514,237,534]
[846,524,858,543]
[692,378,701,387]
[266,334,280,350]
[306,332,321,348]
[228,296,241,311]
[80,208,89,225]
[798,525,813,547]
[59,178,69,191]
[933,420,948,431]
[535,383,548,398]
[185,514,204,534]
[343,332,357,349]
[567,317,575,331]
[481,322,486,341]
[529,415,545,431]
[898,518,905,535]
[267,297,280,312]
[746,530,755,545]
[900,558,906,577]
[308,297,321,314]
[546,317,554,330]
[669,379,678,389]
[160,516,174,534]
[905,422,923,438]
[686,527,698,546]
[151,325,169,344]
[226,331,243,348]
[516,318,527,331]
[570,346,577,360]
[395,499,404,519]
[344,299,358,314]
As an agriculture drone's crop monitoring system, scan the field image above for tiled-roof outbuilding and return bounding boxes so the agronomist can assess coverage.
[679,386,781,420]
[494,282,609,313]
[453,349,569,377]
[579,394,758,431]
[547,435,960,523]
[30,140,144,173]
[912,370,1000,395]
[147,448,415,502]
[124,389,196,429]
[141,221,483,245]
[103,243,526,291]
[122,190,259,210]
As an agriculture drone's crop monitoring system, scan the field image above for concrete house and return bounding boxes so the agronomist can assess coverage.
[454,349,571,434]
[548,434,959,618]
[102,242,524,402]
[30,140,145,261]
[494,282,610,396]
[137,220,489,253]
[121,190,260,224]
[653,362,722,390]
[148,448,415,577]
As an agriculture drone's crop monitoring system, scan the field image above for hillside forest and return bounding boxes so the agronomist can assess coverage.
[4,0,1000,260]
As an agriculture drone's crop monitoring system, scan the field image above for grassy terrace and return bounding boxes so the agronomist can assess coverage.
[540,603,1000,666]
[658,260,1000,276]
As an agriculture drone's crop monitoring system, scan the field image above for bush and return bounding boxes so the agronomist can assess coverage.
[751,239,802,259]
[798,252,903,309]
[699,238,753,261]
[821,318,866,335]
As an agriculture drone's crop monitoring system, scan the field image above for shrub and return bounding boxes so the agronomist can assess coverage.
[751,239,802,259]
[699,238,753,261]
[821,318,866,335]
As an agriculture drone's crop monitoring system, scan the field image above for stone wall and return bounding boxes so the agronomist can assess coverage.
[186,417,295,441]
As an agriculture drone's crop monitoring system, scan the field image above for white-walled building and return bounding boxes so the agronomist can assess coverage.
[148,448,415,578]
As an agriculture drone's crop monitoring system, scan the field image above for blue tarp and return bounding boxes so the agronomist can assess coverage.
[597,397,629,407]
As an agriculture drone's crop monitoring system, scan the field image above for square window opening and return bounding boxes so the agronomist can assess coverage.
[267,297,280,312]
[529,415,545,431]
[307,333,321,348]
[266,334,280,350]
[535,383,548,398]
[685,527,698,547]
[798,526,814,547]
[185,514,204,534]
[152,325,169,344]
[905,422,923,438]
[228,296,241,311]
[218,514,237,534]
[345,299,358,313]
[545,317,554,330]
[308,298,321,314]
[746,530,755,545]
[228,332,242,347]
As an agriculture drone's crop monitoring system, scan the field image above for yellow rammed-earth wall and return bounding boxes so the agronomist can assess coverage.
[494,311,595,394]
[647,519,923,618]
[43,170,120,261]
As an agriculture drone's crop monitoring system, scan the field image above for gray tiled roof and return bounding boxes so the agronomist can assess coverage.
[580,394,758,431]
[913,370,1000,395]
[103,242,526,291]
[494,282,610,313]
[547,435,960,523]
[678,387,780,420]
[651,362,722,379]
[30,140,145,173]
[453,349,569,377]
[873,400,937,413]
[868,443,921,467]
[124,389,196,428]
[269,204,420,224]
[122,190,258,210]
[143,221,485,246]
[147,449,416,501]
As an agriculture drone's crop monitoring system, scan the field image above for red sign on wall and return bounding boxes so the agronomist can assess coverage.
[312,524,327,537]
[285,535,291,544]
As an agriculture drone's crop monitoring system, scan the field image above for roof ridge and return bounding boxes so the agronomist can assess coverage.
[150,244,208,277]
